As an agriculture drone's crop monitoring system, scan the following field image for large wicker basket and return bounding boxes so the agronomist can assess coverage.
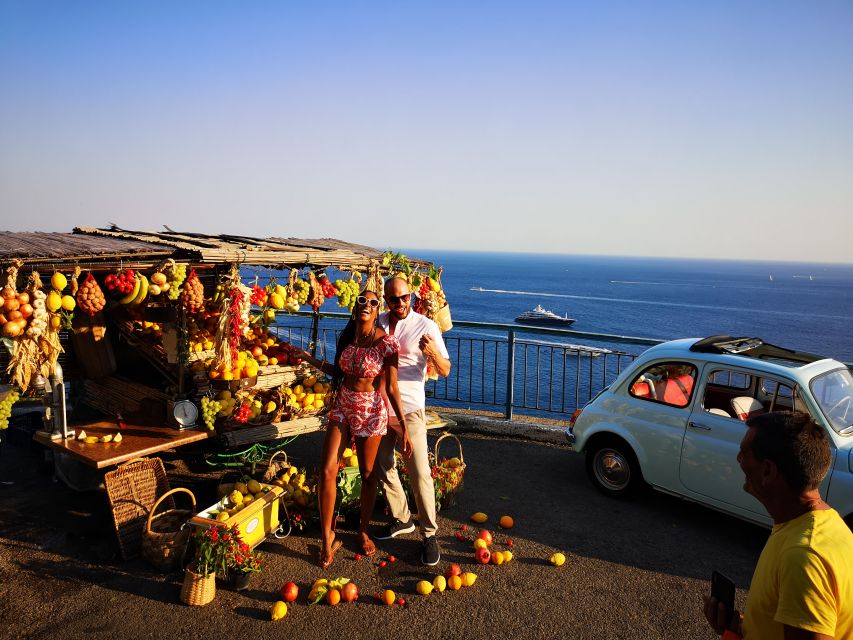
[433,432,465,509]
[142,487,196,572]
[104,457,172,560]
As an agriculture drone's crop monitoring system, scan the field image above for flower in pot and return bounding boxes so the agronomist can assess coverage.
[180,526,231,605]
[225,533,263,590]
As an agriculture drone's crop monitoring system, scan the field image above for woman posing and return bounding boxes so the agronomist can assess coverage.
[302,290,412,568]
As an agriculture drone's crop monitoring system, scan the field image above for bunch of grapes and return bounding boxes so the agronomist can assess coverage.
[233,401,251,424]
[249,284,267,306]
[334,279,361,311]
[0,389,20,430]
[200,396,221,430]
[292,280,309,304]
[166,263,188,300]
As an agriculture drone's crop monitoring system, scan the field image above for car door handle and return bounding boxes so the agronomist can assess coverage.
[688,421,712,431]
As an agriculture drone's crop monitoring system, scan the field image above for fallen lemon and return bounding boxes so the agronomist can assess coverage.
[491,551,505,565]
[473,538,488,550]
[382,589,396,605]
[326,588,341,606]
[461,572,477,587]
[432,575,446,593]
[503,550,514,563]
[447,575,463,591]
[550,552,566,567]
[499,515,514,529]
[271,601,288,620]
[470,512,488,524]
[416,580,434,595]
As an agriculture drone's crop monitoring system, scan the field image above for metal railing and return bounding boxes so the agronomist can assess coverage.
[272,312,663,420]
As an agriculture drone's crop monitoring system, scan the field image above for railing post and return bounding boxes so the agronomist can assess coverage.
[506,330,515,420]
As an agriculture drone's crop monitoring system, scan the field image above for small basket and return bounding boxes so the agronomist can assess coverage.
[433,432,465,509]
[260,450,291,483]
[105,457,172,560]
[180,567,216,606]
[434,303,453,333]
[142,487,196,572]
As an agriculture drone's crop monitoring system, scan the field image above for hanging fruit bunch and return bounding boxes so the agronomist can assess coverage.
[317,273,337,299]
[180,269,204,314]
[76,272,107,316]
[306,272,325,312]
[149,270,168,297]
[289,269,309,307]
[249,283,267,307]
[0,387,21,430]
[334,272,361,312]
[164,260,188,300]
[104,269,136,298]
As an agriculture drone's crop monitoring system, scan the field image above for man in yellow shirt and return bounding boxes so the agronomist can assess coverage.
[704,411,853,639]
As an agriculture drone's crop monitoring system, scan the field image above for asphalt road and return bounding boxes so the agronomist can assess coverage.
[0,430,769,639]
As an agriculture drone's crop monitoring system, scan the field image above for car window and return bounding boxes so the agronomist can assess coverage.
[629,362,697,408]
[811,368,853,434]
[708,370,750,389]
[702,368,755,418]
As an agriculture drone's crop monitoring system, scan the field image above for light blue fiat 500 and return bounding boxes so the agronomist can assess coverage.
[567,335,853,529]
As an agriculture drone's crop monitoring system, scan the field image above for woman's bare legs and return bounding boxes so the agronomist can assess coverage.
[319,421,348,567]
[355,433,383,556]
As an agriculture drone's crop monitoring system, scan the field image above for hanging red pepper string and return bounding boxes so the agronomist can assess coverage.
[227,285,245,362]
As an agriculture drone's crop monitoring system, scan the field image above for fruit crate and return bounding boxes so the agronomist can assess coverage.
[189,482,284,549]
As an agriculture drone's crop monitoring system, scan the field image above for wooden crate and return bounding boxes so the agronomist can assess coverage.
[220,415,327,448]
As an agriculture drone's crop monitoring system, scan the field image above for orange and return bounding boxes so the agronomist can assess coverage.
[326,588,341,606]
[221,371,233,381]
[447,575,462,591]
[491,551,505,565]
[499,515,514,529]
[381,589,396,605]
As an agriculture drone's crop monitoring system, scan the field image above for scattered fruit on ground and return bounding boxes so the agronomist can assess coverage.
[326,588,341,606]
[447,575,463,591]
[341,582,358,603]
[416,580,434,596]
[475,547,491,564]
[461,572,477,587]
[445,564,462,578]
[491,551,505,565]
[477,529,493,546]
[271,601,288,620]
[503,550,514,563]
[550,552,566,567]
[499,515,514,529]
[381,589,396,605]
[470,512,488,523]
[473,538,488,550]
[281,582,298,602]
[432,575,446,593]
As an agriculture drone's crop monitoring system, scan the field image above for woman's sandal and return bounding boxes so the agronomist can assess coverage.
[319,537,343,569]
[359,534,376,557]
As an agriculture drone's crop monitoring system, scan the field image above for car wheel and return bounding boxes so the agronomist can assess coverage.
[585,437,644,498]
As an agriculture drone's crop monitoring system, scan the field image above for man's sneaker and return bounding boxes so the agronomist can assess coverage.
[375,518,415,540]
[421,536,440,566]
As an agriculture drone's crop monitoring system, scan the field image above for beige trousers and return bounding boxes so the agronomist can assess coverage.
[377,409,438,538]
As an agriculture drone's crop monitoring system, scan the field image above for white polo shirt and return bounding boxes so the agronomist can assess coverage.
[378,309,449,416]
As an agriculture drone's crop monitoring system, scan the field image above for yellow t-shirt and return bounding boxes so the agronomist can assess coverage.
[742,508,853,639]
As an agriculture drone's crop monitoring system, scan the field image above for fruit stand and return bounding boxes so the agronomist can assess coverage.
[0,227,450,469]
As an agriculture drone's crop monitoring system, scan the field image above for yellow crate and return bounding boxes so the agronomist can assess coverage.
[190,483,284,549]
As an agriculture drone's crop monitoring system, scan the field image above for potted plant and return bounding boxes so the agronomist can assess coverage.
[180,526,231,606]
[225,532,263,591]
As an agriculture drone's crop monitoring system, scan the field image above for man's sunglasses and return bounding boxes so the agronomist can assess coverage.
[356,296,380,308]
[386,294,411,305]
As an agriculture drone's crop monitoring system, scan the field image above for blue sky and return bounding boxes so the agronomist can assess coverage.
[1,1,851,262]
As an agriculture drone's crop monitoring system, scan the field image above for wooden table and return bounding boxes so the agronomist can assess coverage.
[33,421,213,469]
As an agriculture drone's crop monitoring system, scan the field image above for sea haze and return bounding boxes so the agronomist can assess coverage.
[411,251,853,362]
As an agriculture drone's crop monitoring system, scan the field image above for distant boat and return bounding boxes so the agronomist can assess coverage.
[515,304,576,327]
[470,286,485,291]
[769,275,774,282]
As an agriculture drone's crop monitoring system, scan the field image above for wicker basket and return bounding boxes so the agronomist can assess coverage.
[433,432,465,510]
[105,457,172,560]
[180,567,216,606]
[260,450,291,483]
[142,487,196,572]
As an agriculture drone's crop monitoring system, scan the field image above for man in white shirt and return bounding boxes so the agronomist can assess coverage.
[375,276,451,566]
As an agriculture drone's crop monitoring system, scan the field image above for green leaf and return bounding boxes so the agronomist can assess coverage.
[429,266,438,280]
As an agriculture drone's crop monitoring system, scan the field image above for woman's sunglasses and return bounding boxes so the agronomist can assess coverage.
[356,296,380,308]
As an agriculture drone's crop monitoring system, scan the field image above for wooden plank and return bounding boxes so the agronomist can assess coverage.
[33,422,212,469]
[220,415,326,447]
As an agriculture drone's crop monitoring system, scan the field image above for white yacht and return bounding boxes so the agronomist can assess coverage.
[515,304,576,327]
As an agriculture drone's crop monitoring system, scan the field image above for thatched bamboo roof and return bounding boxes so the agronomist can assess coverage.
[0,227,430,272]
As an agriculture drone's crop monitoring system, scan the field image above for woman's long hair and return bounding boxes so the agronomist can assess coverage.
[331,289,377,389]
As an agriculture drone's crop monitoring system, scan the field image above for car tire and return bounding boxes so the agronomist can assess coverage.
[585,437,645,498]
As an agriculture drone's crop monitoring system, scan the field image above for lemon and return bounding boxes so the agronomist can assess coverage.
[84,436,99,444]
[247,479,261,494]
[216,511,230,522]
[461,572,477,587]
[550,552,566,567]
[100,434,113,443]
[470,512,488,523]
[446,457,461,468]
[342,447,353,459]
[61,295,76,311]
[228,490,244,506]
[271,601,288,620]
[503,550,514,563]
[416,580,434,595]
[473,538,488,550]
[51,272,67,291]
[113,433,122,443]
[346,455,359,468]
[242,494,254,506]
[432,575,446,593]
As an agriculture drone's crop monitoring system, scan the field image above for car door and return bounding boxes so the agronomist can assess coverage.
[679,367,767,518]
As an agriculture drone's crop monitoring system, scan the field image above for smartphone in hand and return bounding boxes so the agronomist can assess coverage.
[711,571,736,627]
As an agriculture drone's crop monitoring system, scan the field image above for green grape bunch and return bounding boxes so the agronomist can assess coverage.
[200,396,221,431]
[0,389,21,430]
[293,280,309,304]
[166,263,188,300]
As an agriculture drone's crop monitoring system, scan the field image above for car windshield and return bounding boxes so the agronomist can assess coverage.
[811,368,853,435]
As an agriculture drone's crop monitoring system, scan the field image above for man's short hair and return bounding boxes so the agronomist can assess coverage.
[746,411,831,492]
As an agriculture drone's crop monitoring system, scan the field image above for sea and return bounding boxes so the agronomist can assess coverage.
[413,251,853,363]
